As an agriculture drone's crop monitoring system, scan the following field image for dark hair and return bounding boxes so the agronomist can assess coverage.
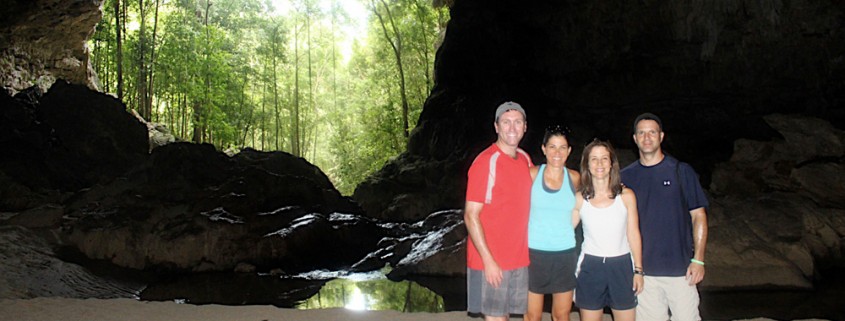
[543,125,572,146]
[632,112,663,133]
[579,139,623,200]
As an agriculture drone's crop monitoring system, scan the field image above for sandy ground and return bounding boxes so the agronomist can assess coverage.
[0,298,808,321]
[0,297,614,321]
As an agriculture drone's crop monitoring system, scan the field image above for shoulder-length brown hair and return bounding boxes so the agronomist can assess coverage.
[579,139,623,200]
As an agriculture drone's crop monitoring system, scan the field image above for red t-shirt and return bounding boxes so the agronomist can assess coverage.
[465,143,533,270]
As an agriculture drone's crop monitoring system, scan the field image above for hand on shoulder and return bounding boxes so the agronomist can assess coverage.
[529,165,540,180]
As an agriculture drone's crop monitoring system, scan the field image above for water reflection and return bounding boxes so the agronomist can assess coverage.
[140,272,326,307]
[139,268,445,312]
[296,269,445,312]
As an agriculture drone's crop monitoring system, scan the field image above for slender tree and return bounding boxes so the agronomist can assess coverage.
[115,0,124,102]
[412,0,432,92]
[137,0,149,118]
[146,0,160,121]
[371,0,410,138]
[292,14,302,157]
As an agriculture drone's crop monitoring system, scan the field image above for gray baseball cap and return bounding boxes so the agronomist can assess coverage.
[495,101,526,121]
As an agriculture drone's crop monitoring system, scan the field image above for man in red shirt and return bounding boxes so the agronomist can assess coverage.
[465,101,533,321]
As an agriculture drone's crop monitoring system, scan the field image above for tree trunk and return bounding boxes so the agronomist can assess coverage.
[413,0,432,93]
[403,281,412,312]
[305,10,314,157]
[195,0,212,143]
[292,20,301,157]
[103,36,110,93]
[271,25,281,151]
[261,71,267,150]
[331,2,337,110]
[146,0,160,121]
[137,0,148,118]
[192,99,201,143]
[115,0,123,102]
[238,68,252,147]
[372,0,410,138]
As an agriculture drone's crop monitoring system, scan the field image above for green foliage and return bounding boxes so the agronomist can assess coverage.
[297,277,445,312]
[89,0,449,195]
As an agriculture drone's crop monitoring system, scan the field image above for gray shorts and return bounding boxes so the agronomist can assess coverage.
[467,267,529,317]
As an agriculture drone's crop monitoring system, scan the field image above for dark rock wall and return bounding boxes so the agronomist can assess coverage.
[355,0,845,222]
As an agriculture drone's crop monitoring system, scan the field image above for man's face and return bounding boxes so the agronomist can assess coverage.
[494,110,527,148]
[633,119,664,154]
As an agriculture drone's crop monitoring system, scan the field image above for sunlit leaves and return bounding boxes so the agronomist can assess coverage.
[89,0,448,195]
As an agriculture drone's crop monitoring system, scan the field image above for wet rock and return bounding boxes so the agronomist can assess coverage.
[0,225,141,299]
[5,204,63,229]
[380,210,467,279]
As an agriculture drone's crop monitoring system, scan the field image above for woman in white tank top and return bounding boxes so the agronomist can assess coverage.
[572,139,643,321]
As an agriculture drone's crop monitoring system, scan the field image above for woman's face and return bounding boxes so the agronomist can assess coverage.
[588,145,612,179]
[542,134,571,168]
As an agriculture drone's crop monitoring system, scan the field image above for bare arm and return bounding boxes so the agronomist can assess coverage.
[623,188,643,294]
[572,192,583,228]
[529,165,540,181]
[463,200,502,287]
[568,168,581,191]
[687,207,708,285]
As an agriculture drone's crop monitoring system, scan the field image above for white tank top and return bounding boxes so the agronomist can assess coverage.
[580,195,630,257]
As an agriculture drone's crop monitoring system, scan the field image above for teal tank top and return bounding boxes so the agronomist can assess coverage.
[528,164,577,251]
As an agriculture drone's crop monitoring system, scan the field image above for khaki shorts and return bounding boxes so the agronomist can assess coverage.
[636,276,701,321]
[467,267,528,317]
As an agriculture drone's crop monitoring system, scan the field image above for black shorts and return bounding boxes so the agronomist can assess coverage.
[575,253,637,310]
[528,248,577,294]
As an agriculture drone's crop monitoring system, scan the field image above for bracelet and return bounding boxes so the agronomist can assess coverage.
[633,270,645,275]
[690,259,705,265]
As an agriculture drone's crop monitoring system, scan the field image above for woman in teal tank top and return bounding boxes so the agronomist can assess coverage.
[525,126,581,321]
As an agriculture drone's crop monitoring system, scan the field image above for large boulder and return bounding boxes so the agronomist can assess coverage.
[706,115,845,288]
[706,194,816,289]
[0,81,148,211]
[354,154,468,222]
[60,144,383,274]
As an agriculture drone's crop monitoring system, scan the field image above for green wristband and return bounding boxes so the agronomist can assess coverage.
[690,259,705,265]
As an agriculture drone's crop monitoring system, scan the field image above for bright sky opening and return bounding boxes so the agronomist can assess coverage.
[269,0,369,64]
